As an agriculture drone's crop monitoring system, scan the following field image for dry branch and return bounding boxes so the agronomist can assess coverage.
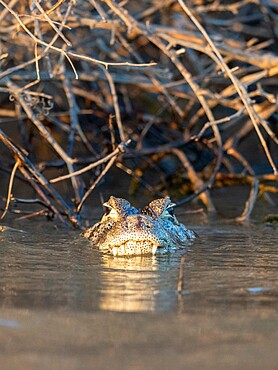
[0,0,277,225]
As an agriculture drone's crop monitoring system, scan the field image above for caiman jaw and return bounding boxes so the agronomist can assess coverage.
[111,240,159,256]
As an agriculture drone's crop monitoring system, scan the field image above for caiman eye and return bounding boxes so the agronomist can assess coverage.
[168,207,174,216]
[105,207,111,215]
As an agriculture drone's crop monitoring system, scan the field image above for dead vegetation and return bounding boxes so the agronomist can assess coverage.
[0,0,277,227]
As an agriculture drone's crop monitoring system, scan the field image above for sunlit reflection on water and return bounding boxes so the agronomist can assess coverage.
[99,255,160,312]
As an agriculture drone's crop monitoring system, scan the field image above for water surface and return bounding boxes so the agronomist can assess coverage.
[1,218,277,314]
[0,197,277,369]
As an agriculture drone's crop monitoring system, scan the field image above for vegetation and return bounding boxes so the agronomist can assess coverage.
[0,0,277,227]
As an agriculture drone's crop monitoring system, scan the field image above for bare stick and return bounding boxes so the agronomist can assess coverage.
[226,148,255,176]
[194,108,245,140]
[0,160,19,221]
[33,0,72,47]
[171,148,215,211]
[0,129,81,227]
[77,155,117,214]
[46,0,66,15]
[177,254,186,294]
[17,166,65,224]
[5,78,84,201]
[50,141,130,183]
[236,178,259,222]
[16,209,50,221]
[102,66,126,142]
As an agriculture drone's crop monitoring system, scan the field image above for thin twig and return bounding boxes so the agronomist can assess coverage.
[236,178,259,222]
[171,148,215,211]
[177,254,186,294]
[102,66,126,142]
[50,141,130,183]
[0,160,19,221]
[77,155,117,214]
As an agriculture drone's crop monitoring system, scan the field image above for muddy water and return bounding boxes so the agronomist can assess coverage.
[0,197,277,369]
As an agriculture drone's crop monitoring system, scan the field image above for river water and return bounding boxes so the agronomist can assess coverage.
[0,193,277,369]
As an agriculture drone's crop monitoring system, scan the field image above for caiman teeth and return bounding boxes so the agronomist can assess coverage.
[109,239,159,256]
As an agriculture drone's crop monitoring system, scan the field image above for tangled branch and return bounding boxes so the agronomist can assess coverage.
[0,0,277,225]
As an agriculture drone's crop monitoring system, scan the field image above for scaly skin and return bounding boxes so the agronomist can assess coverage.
[142,196,197,248]
[83,196,196,256]
[81,196,138,245]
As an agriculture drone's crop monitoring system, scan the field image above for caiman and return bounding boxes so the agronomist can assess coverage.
[82,196,196,256]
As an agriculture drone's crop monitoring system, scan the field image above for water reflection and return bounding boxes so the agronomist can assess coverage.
[99,254,179,312]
